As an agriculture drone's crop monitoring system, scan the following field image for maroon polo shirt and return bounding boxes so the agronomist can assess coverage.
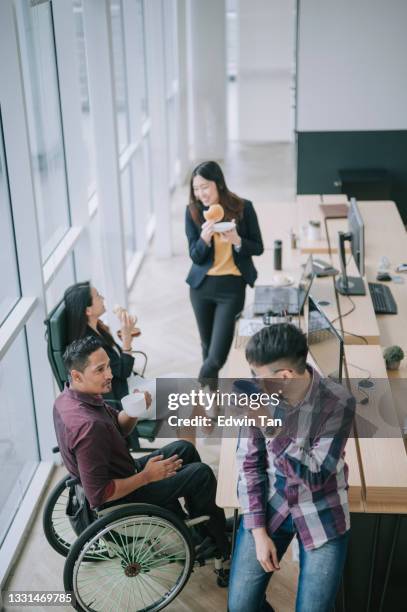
[53,386,136,508]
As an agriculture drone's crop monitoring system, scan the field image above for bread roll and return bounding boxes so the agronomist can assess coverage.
[113,304,138,326]
[203,204,224,223]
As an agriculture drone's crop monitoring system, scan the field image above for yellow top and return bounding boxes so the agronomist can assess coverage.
[207,234,242,276]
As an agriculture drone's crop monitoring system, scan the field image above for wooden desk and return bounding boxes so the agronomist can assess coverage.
[216,198,407,609]
[360,201,407,351]
[255,195,348,253]
[359,201,407,428]
[297,195,348,255]
[345,345,407,513]
[249,245,381,346]
[321,194,349,204]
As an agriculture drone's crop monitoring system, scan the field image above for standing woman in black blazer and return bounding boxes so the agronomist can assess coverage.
[186,161,264,389]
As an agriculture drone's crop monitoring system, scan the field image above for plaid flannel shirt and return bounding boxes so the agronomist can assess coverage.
[236,367,356,550]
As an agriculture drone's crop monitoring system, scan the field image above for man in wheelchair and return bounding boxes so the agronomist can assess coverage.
[53,335,229,559]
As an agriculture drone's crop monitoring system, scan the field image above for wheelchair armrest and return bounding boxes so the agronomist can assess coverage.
[65,477,80,488]
[131,350,148,377]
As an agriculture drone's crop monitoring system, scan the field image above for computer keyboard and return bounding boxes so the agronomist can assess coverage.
[368,282,398,315]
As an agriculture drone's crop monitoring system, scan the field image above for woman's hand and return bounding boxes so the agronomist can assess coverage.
[200,220,215,245]
[220,219,242,247]
[120,311,136,350]
[252,527,280,573]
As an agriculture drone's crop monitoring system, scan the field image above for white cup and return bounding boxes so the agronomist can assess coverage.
[308,223,321,241]
[121,392,154,420]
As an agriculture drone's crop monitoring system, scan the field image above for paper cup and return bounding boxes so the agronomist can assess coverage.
[121,392,155,420]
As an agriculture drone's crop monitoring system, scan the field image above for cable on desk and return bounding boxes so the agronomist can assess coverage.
[331,294,356,325]
[334,327,369,345]
[346,361,374,405]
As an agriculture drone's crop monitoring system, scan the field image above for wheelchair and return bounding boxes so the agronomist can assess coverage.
[43,473,230,611]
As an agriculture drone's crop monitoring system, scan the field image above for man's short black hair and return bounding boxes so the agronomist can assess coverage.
[245,323,308,374]
[63,336,104,373]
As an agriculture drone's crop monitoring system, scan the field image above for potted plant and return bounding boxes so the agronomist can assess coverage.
[383,345,405,370]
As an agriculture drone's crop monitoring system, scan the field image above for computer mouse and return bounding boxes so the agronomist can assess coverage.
[376,272,391,282]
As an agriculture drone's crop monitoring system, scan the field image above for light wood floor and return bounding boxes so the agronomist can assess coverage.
[4,142,299,611]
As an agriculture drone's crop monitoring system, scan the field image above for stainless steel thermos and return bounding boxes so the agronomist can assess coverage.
[274,240,282,270]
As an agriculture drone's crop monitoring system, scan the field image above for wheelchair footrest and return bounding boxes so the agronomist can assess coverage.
[194,536,218,564]
[214,567,230,588]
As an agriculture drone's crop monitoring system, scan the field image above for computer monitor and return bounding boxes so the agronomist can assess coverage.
[298,254,315,310]
[348,197,365,276]
[307,295,344,382]
[335,198,366,295]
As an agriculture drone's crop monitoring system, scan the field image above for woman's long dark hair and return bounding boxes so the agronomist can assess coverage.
[64,281,115,348]
[189,161,244,226]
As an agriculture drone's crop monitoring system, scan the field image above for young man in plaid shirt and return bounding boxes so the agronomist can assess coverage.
[228,323,355,612]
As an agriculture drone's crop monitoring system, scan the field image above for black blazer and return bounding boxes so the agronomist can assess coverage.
[185,199,264,289]
[87,326,134,401]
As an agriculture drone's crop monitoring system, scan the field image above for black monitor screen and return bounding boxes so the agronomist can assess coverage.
[348,198,365,276]
[307,296,344,382]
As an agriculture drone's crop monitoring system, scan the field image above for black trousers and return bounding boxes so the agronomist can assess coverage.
[107,440,228,555]
[190,275,246,387]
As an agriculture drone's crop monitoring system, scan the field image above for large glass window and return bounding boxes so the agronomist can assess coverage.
[72,0,97,197]
[45,255,76,313]
[135,0,148,123]
[109,0,130,153]
[121,165,136,264]
[163,0,177,96]
[16,0,71,263]
[162,0,178,188]
[0,329,39,545]
[0,114,20,325]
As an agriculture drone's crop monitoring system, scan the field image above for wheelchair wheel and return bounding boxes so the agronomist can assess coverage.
[64,504,194,612]
[43,474,77,557]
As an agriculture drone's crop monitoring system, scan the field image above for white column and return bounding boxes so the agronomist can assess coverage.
[82,0,128,310]
[238,0,296,143]
[187,0,227,161]
[176,0,190,184]
[144,0,172,258]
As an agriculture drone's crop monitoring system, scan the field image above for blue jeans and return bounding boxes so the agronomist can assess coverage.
[228,515,349,612]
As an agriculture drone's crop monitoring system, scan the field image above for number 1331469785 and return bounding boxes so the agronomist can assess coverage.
[3,591,74,606]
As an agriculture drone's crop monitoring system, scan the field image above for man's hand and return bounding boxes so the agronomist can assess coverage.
[252,527,280,573]
[143,454,183,484]
[133,389,152,409]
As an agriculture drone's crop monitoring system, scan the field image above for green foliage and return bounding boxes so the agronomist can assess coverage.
[383,345,404,363]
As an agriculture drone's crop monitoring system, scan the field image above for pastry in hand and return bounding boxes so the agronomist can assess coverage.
[113,304,138,325]
[203,204,224,223]
[113,304,141,337]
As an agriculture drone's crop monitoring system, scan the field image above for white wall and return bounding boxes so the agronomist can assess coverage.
[238,0,296,142]
[297,0,407,132]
